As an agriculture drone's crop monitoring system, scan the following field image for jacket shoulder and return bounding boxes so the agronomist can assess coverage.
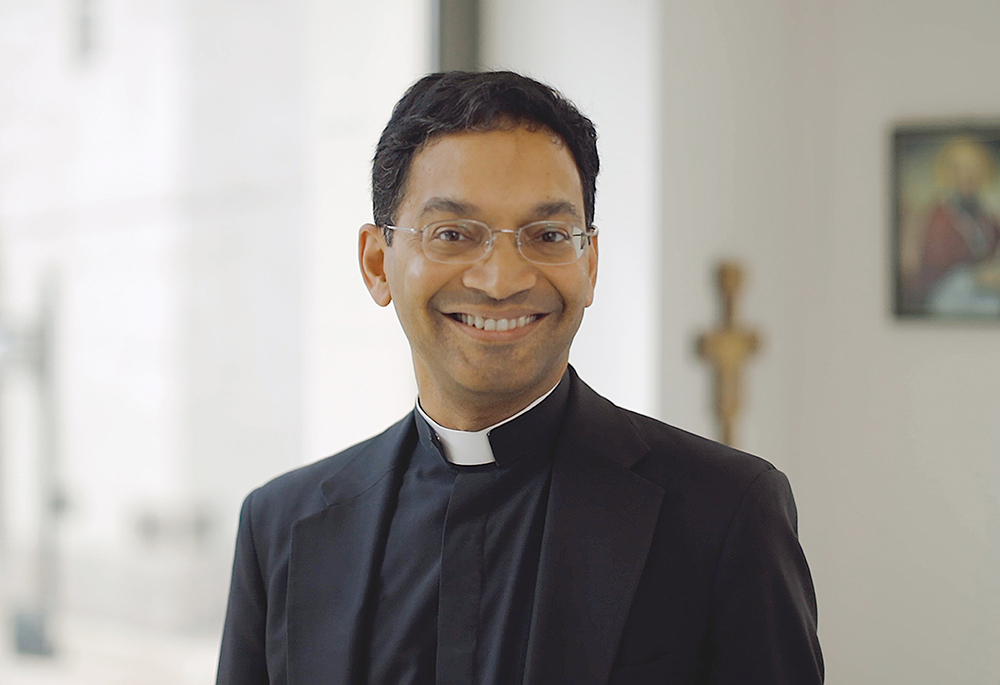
[568,371,784,543]
[567,368,774,494]
[623,408,776,492]
[247,413,413,528]
[614,406,796,560]
[603,407,821,683]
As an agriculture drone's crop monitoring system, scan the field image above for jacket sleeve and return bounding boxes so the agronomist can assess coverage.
[217,491,270,685]
[707,468,824,684]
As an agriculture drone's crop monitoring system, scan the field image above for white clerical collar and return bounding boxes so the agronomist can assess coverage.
[415,382,561,466]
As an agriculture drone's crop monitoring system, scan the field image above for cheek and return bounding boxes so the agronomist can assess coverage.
[405,260,441,292]
[561,267,596,309]
[386,251,427,300]
[391,258,463,319]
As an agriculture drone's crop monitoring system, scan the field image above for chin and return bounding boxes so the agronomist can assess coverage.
[455,359,557,400]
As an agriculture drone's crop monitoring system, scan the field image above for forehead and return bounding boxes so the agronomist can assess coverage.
[398,127,584,221]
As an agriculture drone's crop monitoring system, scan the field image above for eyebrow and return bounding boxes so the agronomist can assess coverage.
[417,197,583,222]
[418,197,478,218]
[532,201,582,221]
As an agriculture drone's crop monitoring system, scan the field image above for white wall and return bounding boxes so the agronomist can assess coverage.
[787,1,1000,682]
[181,0,308,511]
[300,0,430,461]
[659,0,796,460]
[659,0,1000,682]
[481,0,662,417]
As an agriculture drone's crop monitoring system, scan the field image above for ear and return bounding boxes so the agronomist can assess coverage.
[359,223,393,306]
[584,233,598,307]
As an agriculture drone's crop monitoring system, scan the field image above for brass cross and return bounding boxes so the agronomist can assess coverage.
[696,261,761,447]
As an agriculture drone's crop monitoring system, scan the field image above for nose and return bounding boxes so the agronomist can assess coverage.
[461,232,537,299]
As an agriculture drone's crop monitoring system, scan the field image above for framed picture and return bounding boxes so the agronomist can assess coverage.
[892,122,1000,319]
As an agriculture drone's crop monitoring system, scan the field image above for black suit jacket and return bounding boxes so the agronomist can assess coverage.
[218,369,823,684]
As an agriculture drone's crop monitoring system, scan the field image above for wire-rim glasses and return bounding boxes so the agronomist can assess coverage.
[384,219,598,266]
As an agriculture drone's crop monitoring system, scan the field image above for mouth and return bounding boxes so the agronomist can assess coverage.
[446,312,544,332]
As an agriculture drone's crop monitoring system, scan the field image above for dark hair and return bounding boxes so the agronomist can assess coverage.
[372,71,599,238]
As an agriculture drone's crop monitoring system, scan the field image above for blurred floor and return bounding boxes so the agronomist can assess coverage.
[0,615,218,685]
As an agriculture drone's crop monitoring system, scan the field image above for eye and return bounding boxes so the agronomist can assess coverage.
[434,229,465,242]
[428,222,478,243]
[524,222,574,244]
[539,228,570,243]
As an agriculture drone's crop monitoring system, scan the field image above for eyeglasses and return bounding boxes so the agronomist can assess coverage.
[384,219,598,266]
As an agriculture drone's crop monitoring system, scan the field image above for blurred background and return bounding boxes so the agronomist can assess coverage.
[0,0,997,682]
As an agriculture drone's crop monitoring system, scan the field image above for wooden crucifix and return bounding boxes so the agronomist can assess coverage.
[696,261,761,447]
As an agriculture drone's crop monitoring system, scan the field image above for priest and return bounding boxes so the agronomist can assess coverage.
[217,70,824,685]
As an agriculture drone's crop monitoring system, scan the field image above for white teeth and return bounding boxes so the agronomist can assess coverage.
[456,314,538,331]
[454,313,538,331]
[454,313,539,331]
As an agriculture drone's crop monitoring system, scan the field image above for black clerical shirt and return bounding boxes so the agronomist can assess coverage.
[366,373,571,685]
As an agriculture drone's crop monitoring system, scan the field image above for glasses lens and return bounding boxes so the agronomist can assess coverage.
[519,222,583,264]
[423,221,489,262]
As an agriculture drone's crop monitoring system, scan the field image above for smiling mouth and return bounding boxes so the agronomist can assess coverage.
[447,313,542,331]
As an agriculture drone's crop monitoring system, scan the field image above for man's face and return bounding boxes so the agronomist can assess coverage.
[359,126,598,422]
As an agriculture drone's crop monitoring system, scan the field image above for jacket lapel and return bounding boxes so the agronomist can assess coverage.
[524,373,665,685]
[286,415,416,685]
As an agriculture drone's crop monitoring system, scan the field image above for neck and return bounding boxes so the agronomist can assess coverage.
[415,365,567,431]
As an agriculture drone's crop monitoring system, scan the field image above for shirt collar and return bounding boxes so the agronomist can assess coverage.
[415,371,571,467]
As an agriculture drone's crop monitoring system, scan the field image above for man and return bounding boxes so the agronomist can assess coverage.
[218,71,823,685]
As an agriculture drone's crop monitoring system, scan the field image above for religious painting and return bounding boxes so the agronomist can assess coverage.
[893,122,1000,319]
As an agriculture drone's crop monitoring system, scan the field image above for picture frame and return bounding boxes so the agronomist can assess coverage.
[892,121,1000,320]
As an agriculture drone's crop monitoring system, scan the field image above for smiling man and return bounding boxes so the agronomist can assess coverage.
[364,125,596,432]
[217,71,823,685]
